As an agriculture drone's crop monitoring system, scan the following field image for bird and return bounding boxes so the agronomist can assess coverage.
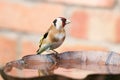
[37,17,71,54]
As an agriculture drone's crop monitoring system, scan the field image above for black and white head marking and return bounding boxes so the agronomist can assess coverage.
[53,17,70,30]
[53,17,63,29]
[53,19,57,27]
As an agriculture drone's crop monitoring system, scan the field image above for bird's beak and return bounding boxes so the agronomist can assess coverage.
[66,19,71,24]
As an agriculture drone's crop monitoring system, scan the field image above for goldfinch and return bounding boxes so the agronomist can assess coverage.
[37,17,70,54]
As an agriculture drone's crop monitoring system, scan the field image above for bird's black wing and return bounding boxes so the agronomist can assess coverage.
[39,32,48,48]
[43,32,48,39]
[36,31,49,53]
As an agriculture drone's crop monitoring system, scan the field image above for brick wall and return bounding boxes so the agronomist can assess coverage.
[0,0,120,66]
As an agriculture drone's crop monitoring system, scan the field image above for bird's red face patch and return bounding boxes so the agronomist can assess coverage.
[59,17,66,27]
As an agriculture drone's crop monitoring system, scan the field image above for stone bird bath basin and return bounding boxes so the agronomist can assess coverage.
[1,51,120,80]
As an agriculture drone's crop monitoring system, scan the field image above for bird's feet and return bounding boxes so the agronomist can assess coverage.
[52,50,60,64]
[52,49,59,55]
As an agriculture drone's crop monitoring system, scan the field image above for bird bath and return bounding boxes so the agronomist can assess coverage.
[1,51,120,80]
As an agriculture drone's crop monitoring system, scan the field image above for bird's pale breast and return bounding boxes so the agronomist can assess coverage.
[55,33,65,40]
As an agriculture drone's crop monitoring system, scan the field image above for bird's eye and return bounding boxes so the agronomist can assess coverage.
[53,19,57,26]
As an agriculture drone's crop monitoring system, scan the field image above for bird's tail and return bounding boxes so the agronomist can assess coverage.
[37,44,51,55]
[37,48,45,55]
[36,37,44,54]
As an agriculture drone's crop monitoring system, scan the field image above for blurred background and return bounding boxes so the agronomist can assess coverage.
[0,0,120,67]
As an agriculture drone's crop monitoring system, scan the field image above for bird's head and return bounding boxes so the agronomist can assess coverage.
[53,17,71,29]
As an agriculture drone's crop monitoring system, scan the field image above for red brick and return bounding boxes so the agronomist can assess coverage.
[70,10,120,42]
[0,36,17,65]
[70,11,88,39]
[0,1,64,34]
[21,40,38,57]
[116,17,120,42]
[50,0,115,7]
[0,76,3,80]
[57,43,108,52]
